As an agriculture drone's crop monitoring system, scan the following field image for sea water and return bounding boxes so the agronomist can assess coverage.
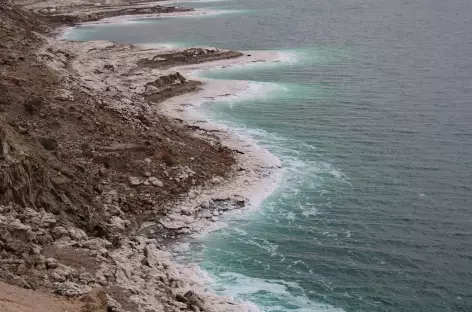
[69,0,472,311]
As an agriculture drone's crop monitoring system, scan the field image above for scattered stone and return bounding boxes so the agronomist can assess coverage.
[106,295,126,312]
[82,238,112,251]
[201,210,212,218]
[148,177,163,187]
[68,228,88,241]
[52,226,70,239]
[79,272,95,284]
[109,216,129,232]
[210,176,223,184]
[41,213,57,226]
[10,220,31,231]
[180,208,192,216]
[96,274,108,286]
[78,289,108,312]
[144,171,151,177]
[40,137,58,151]
[175,293,187,303]
[46,257,59,269]
[99,248,108,257]
[99,166,107,176]
[51,270,66,282]
[129,176,141,186]
[16,263,27,275]
[144,157,152,164]
[138,221,157,232]
[145,84,159,94]
[103,64,115,71]
[55,281,92,297]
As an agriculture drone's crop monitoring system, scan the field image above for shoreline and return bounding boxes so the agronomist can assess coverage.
[156,52,288,233]
[1,1,290,311]
[94,45,287,312]
[76,8,235,26]
[65,19,288,312]
[56,7,240,44]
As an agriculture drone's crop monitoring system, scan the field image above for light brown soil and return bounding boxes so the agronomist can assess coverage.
[0,281,82,312]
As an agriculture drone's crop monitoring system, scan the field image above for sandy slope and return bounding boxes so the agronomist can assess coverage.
[0,282,81,312]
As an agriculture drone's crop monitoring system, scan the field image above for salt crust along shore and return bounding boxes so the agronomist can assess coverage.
[157,52,294,310]
[76,9,234,26]
[39,7,293,312]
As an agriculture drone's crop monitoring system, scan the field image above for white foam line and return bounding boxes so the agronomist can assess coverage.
[141,36,346,312]
[157,50,296,237]
[106,40,300,312]
[75,8,234,27]
[58,26,76,40]
[55,2,214,38]
[137,42,183,50]
[168,50,292,77]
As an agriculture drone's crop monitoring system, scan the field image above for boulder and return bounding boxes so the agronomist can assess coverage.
[148,177,163,187]
[52,226,70,239]
[68,228,88,241]
[46,257,58,269]
[55,281,92,297]
[109,216,129,232]
[106,295,126,312]
[210,176,223,184]
[129,176,141,186]
[79,272,95,284]
[16,263,27,275]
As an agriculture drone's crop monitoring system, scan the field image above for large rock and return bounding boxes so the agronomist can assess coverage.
[109,216,129,232]
[40,213,57,226]
[52,226,70,239]
[68,228,88,241]
[128,176,141,186]
[210,176,223,185]
[55,281,91,297]
[82,238,112,251]
[106,295,126,312]
[46,257,58,269]
[148,177,163,187]
[185,290,206,311]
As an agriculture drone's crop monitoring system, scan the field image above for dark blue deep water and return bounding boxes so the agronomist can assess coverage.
[70,0,472,311]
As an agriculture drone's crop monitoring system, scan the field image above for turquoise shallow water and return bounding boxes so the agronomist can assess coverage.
[69,0,472,311]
